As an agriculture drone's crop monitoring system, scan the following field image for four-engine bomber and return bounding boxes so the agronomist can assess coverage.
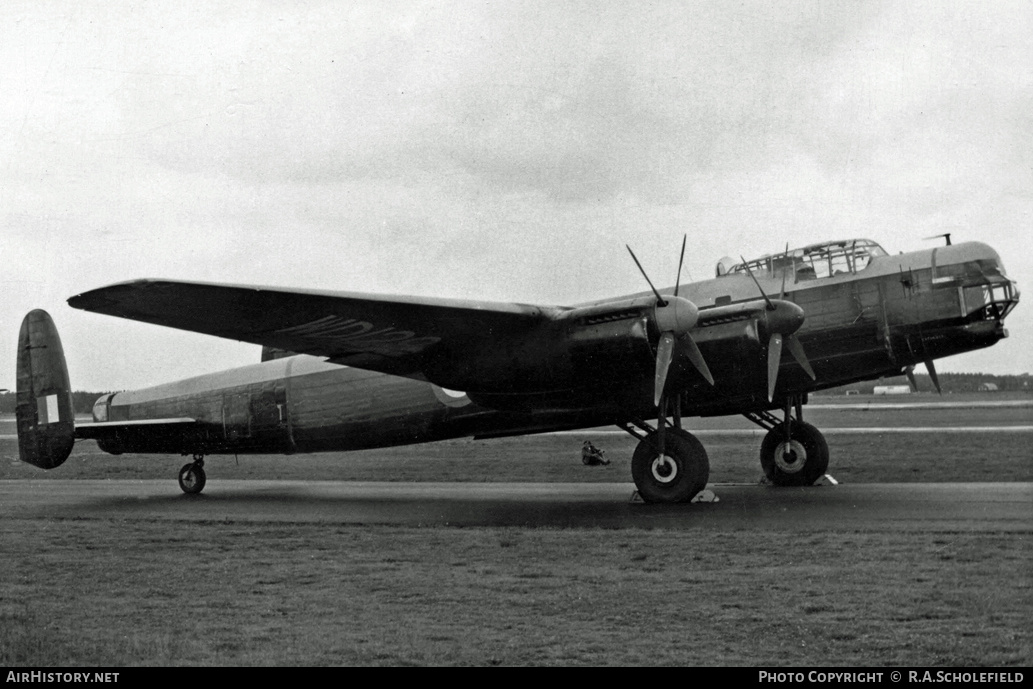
[16,238,1019,502]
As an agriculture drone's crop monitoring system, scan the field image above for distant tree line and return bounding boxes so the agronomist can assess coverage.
[817,372,1032,395]
[0,391,111,415]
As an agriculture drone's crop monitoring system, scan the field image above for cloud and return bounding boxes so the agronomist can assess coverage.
[101,2,892,202]
[1,1,1031,387]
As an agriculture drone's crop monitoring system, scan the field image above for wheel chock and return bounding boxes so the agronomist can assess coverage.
[629,489,719,503]
[691,489,719,503]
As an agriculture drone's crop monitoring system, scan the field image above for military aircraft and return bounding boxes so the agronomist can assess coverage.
[16,237,1019,502]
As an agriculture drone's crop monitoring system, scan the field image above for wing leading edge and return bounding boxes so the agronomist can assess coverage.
[68,279,557,380]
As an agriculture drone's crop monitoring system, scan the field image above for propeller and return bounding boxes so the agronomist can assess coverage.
[739,256,815,401]
[627,237,713,408]
[924,359,942,394]
[905,361,942,394]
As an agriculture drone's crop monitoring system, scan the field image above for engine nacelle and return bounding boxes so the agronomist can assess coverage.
[423,296,661,410]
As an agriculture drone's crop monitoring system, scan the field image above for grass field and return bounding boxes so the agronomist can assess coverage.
[2,394,1031,484]
[2,523,1029,666]
[2,430,1031,485]
[1,395,1030,666]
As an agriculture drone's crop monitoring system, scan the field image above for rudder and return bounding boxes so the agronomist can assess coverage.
[16,310,75,469]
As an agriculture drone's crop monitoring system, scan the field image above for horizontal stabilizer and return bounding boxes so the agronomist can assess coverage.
[78,418,196,428]
[75,417,197,439]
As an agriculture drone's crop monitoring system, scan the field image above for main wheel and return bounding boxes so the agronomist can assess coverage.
[178,462,207,495]
[760,420,829,486]
[631,428,710,503]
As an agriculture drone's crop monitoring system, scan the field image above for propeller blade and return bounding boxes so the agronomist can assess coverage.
[681,334,715,386]
[654,332,676,406]
[767,333,783,401]
[924,359,942,395]
[779,243,789,299]
[740,256,775,310]
[785,334,815,380]
[629,238,712,406]
[904,365,918,392]
[674,235,686,298]
[626,245,666,305]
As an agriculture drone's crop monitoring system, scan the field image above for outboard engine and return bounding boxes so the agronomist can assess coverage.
[15,310,75,469]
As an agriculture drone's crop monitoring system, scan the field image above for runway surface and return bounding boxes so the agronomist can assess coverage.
[560,426,1033,436]
[2,479,1029,531]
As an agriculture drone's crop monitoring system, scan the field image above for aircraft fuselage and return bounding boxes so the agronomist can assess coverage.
[76,240,1017,458]
[85,356,612,456]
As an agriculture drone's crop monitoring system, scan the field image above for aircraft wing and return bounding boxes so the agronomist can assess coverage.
[67,279,556,379]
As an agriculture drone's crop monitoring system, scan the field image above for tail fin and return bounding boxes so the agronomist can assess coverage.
[16,310,75,469]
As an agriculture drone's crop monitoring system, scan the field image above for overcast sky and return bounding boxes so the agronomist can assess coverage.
[2,1,1031,391]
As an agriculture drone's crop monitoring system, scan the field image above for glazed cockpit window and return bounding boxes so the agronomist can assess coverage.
[727,239,888,282]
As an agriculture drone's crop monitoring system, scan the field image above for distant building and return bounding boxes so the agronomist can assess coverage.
[873,385,911,395]
[978,382,999,392]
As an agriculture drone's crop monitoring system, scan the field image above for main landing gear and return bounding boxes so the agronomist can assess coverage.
[621,396,709,504]
[745,395,829,486]
[178,454,206,495]
[622,394,830,501]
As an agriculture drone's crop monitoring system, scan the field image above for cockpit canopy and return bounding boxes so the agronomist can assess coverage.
[720,239,889,281]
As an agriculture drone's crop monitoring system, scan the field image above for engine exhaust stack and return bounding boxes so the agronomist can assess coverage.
[16,310,75,469]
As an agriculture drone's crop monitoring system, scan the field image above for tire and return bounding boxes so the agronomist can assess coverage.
[760,420,829,486]
[178,462,207,495]
[631,428,710,503]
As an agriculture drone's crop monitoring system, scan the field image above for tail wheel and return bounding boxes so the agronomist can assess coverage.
[631,427,709,503]
[760,420,829,486]
[178,462,207,495]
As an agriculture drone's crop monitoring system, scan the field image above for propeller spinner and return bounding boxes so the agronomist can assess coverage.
[739,256,815,401]
[627,237,714,407]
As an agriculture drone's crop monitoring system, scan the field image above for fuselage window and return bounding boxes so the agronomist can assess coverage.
[802,254,830,279]
[830,253,851,275]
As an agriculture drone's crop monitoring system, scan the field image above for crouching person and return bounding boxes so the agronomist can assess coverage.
[581,440,609,466]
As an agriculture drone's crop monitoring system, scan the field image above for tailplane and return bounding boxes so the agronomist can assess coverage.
[16,310,75,469]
